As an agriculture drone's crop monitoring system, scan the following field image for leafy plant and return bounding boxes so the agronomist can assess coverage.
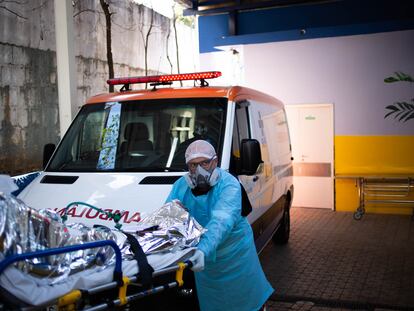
[384,72,414,83]
[384,72,414,122]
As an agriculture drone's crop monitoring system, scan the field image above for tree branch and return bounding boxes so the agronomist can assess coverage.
[29,0,48,12]
[0,4,27,19]
[172,6,181,85]
[73,8,104,18]
[0,0,27,5]
[100,0,114,92]
[112,19,137,32]
[166,19,173,74]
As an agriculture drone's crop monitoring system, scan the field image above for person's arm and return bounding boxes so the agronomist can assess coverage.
[165,184,177,203]
[197,176,242,263]
[164,177,186,204]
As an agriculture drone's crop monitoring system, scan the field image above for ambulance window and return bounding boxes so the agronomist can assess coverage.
[47,102,121,171]
[232,103,251,157]
[46,98,227,172]
[230,103,251,174]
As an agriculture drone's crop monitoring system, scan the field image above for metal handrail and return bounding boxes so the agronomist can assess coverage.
[366,200,414,204]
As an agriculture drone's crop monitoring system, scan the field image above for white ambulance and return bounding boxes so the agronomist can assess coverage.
[19,71,293,251]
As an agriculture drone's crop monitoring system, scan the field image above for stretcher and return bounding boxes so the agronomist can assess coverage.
[0,187,201,310]
[336,174,414,220]
[0,239,195,310]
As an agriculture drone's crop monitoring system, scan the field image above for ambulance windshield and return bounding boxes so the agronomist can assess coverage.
[47,98,227,172]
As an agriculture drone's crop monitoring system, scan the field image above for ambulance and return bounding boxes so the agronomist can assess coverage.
[19,71,293,251]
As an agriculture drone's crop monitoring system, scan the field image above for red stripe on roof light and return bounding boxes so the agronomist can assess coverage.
[107,71,221,86]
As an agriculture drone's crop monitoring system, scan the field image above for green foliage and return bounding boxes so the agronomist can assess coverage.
[384,72,414,83]
[384,72,413,122]
[178,15,195,28]
[384,101,414,122]
[173,3,195,28]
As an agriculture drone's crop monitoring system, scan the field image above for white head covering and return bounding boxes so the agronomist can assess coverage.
[185,140,216,164]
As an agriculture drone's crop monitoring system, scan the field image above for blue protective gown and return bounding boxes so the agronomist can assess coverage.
[166,168,274,311]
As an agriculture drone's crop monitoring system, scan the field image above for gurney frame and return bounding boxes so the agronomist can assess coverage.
[0,240,191,310]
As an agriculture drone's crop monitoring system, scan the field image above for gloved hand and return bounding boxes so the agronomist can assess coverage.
[189,249,205,272]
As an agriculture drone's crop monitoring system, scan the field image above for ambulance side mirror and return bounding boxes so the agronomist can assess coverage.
[43,143,56,168]
[240,139,263,175]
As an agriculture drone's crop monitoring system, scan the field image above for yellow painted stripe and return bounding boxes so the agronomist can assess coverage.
[335,135,414,175]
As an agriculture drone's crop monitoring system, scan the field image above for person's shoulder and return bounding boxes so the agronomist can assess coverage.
[217,169,240,186]
[171,175,188,188]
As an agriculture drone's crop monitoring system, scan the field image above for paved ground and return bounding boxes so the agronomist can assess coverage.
[261,207,414,311]
[128,207,414,311]
[3,205,413,310]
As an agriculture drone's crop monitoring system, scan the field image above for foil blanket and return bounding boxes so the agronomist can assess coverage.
[0,194,204,283]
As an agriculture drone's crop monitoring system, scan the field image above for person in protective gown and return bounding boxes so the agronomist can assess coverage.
[165,140,273,311]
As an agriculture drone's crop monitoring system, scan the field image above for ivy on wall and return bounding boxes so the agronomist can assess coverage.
[384,72,414,122]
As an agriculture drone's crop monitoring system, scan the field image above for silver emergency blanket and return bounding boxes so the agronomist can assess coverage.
[131,200,205,254]
[0,194,69,271]
[0,193,204,284]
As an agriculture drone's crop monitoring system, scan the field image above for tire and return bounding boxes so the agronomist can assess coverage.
[272,202,290,244]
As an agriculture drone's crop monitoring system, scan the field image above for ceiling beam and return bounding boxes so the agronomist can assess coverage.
[184,0,339,16]
[173,0,193,9]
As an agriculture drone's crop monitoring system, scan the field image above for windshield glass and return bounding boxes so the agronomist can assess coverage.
[47,98,227,172]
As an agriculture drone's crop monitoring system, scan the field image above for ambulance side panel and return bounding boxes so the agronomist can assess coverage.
[238,97,293,252]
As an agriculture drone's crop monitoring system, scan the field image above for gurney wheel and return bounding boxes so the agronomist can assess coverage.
[353,211,363,220]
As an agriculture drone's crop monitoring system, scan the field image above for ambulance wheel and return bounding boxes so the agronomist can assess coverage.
[273,205,290,244]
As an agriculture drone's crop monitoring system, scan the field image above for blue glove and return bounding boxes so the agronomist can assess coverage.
[189,249,205,272]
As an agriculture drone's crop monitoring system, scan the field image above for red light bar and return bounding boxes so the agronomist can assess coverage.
[107,71,221,86]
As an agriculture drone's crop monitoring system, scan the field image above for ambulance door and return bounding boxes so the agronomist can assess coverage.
[231,101,262,216]
[247,101,279,224]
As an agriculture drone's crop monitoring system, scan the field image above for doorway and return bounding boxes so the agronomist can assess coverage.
[285,104,334,209]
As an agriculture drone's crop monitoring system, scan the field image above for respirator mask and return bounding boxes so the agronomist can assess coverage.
[185,163,219,194]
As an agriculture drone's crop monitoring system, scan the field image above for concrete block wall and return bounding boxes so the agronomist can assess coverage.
[0,0,198,175]
[0,44,59,174]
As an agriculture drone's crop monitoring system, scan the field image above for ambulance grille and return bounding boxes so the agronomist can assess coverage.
[139,176,181,185]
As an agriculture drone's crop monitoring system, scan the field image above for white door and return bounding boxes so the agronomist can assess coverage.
[285,104,334,209]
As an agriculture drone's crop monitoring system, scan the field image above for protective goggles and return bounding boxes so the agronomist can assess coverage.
[187,156,217,170]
